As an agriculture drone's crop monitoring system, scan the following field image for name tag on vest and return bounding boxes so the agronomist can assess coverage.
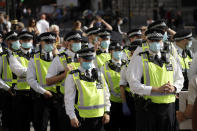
[166,64,173,71]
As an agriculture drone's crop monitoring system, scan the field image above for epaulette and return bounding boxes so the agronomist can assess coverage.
[139,51,149,56]
[58,52,73,63]
[121,59,127,66]
[58,52,67,57]
[35,50,40,54]
[96,50,102,55]
[69,69,80,74]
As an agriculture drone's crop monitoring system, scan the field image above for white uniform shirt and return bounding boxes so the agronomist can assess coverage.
[127,50,184,96]
[119,65,128,86]
[64,66,111,119]
[27,51,54,94]
[0,56,10,91]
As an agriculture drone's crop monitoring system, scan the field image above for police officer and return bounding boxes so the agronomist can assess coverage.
[128,28,184,131]
[45,31,82,130]
[119,40,141,131]
[46,31,82,86]
[147,20,178,57]
[27,32,60,131]
[85,27,100,49]
[0,31,20,130]
[100,41,126,131]
[64,47,111,131]
[94,29,111,68]
[173,30,193,90]
[8,31,34,130]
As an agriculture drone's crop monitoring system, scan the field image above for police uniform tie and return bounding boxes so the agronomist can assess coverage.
[47,53,50,61]
[155,54,163,67]
[182,50,187,58]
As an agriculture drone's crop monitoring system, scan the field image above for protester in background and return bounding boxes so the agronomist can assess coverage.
[27,18,39,35]
[36,14,49,34]
[89,15,113,30]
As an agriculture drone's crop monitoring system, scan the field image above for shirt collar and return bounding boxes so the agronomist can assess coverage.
[100,48,108,53]
[149,50,161,59]
[21,47,31,54]
[112,58,121,66]
[175,44,183,55]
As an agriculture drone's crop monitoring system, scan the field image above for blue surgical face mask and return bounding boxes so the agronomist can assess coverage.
[113,51,122,60]
[186,41,192,50]
[21,42,33,49]
[44,44,54,52]
[149,42,161,53]
[82,61,93,70]
[72,43,81,52]
[163,32,168,42]
[101,40,110,49]
[11,41,21,50]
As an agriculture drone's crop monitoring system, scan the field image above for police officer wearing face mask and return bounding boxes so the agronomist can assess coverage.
[0,31,18,131]
[100,41,127,131]
[128,28,184,131]
[147,20,178,58]
[45,31,82,130]
[85,27,100,49]
[7,31,35,131]
[64,47,111,131]
[173,30,193,90]
[94,29,111,68]
[27,32,60,131]
[119,40,142,131]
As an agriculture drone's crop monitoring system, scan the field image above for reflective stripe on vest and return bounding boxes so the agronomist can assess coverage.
[141,53,175,104]
[34,53,56,93]
[124,49,130,59]
[104,63,121,103]
[73,72,105,118]
[14,55,30,90]
[58,54,80,94]
[142,43,149,51]
[96,53,111,68]
[2,54,13,87]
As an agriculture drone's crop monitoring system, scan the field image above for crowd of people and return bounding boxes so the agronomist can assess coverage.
[0,8,196,131]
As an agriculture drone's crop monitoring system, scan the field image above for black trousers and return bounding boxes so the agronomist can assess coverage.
[33,94,71,131]
[105,101,127,131]
[78,117,104,131]
[136,102,176,131]
[12,91,34,131]
[33,95,59,131]
[0,90,13,131]
[125,91,136,131]
[56,95,72,131]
